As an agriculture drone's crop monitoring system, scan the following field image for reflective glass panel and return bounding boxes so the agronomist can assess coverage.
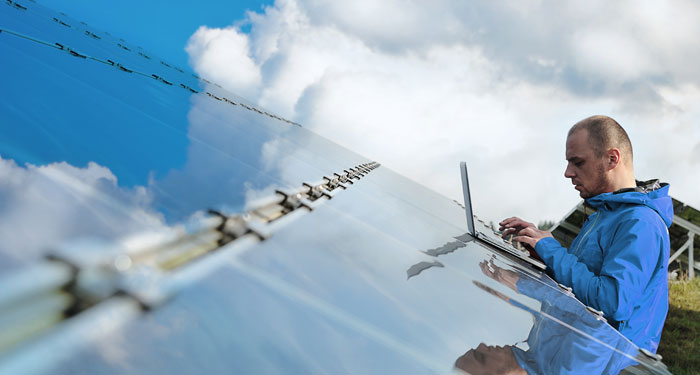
[0,2,668,374]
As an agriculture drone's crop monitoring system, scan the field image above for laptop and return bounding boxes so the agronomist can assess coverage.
[460,162,547,271]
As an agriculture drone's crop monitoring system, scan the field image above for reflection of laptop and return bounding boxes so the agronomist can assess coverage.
[460,162,546,271]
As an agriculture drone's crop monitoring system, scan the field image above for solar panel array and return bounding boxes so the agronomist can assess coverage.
[0,2,671,374]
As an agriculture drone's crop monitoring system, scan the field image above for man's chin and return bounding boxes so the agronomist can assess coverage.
[575,187,591,199]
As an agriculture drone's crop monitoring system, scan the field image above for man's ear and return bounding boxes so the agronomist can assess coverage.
[607,148,621,170]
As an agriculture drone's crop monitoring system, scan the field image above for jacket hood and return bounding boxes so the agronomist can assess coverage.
[586,180,674,228]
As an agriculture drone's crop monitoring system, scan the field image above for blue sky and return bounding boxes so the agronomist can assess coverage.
[34,0,269,69]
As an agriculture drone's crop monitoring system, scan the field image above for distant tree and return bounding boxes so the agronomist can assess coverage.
[538,220,556,231]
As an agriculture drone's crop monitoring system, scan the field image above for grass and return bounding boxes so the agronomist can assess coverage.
[657,276,700,375]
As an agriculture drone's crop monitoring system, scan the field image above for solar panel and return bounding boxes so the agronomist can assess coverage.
[0,2,671,374]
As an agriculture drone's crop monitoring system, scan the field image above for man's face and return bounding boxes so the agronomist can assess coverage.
[564,129,609,199]
[455,344,515,375]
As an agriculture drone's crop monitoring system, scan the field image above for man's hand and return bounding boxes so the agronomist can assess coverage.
[498,217,536,238]
[499,217,553,260]
[512,226,554,249]
[479,260,519,292]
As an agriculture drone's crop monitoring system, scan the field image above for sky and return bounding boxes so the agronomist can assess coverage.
[33,0,271,70]
[33,0,700,225]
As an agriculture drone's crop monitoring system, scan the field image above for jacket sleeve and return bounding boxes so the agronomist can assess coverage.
[534,217,662,321]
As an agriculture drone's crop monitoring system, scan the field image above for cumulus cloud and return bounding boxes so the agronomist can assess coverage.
[185,0,700,223]
[0,156,168,271]
[186,26,262,99]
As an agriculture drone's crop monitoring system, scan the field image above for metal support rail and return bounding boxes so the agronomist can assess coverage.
[0,162,380,373]
[668,215,700,279]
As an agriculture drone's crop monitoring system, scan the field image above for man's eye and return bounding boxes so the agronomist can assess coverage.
[575,161,584,167]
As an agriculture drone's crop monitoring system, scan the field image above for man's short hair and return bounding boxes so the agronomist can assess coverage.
[568,115,633,161]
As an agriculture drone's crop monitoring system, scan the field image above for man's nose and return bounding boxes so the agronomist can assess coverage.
[564,164,575,178]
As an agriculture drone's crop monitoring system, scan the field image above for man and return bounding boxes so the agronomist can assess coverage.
[499,115,672,353]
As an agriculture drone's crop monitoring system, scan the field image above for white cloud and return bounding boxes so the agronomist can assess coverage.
[186,26,262,99]
[570,30,656,82]
[185,0,700,224]
[0,156,168,271]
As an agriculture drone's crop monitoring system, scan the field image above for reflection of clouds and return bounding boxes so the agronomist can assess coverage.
[228,260,447,373]
[150,94,286,219]
[55,264,440,374]
[234,205,536,366]
[160,93,366,214]
[0,62,363,269]
[261,138,284,171]
[242,128,334,208]
[0,155,168,271]
[242,134,298,209]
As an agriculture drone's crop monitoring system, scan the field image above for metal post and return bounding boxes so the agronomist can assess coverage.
[689,232,695,280]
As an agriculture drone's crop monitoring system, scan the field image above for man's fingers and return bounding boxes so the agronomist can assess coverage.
[479,260,498,280]
[500,226,530,238]
[498,217,520,229]
[511,219,535,229]
[498,217,521,226]
[500,228,516,238]
[521,227,554,240]
[513,235,536,248]
[498,217,515,225]
[499,217,535,232]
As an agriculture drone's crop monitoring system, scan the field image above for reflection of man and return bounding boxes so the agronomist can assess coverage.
[456,261,638,375]
[455,262,525,375]
[498,115,672,352]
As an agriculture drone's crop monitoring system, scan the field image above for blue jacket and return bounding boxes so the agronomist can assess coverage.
[535,183,672,352]
[511,277,637,375]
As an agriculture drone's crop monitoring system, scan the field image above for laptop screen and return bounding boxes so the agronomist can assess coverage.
[459,161,546,271]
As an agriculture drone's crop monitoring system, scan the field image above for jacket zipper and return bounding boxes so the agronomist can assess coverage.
[573,212,601,256]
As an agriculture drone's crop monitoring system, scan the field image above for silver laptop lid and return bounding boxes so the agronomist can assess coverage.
[460,161,476,237]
